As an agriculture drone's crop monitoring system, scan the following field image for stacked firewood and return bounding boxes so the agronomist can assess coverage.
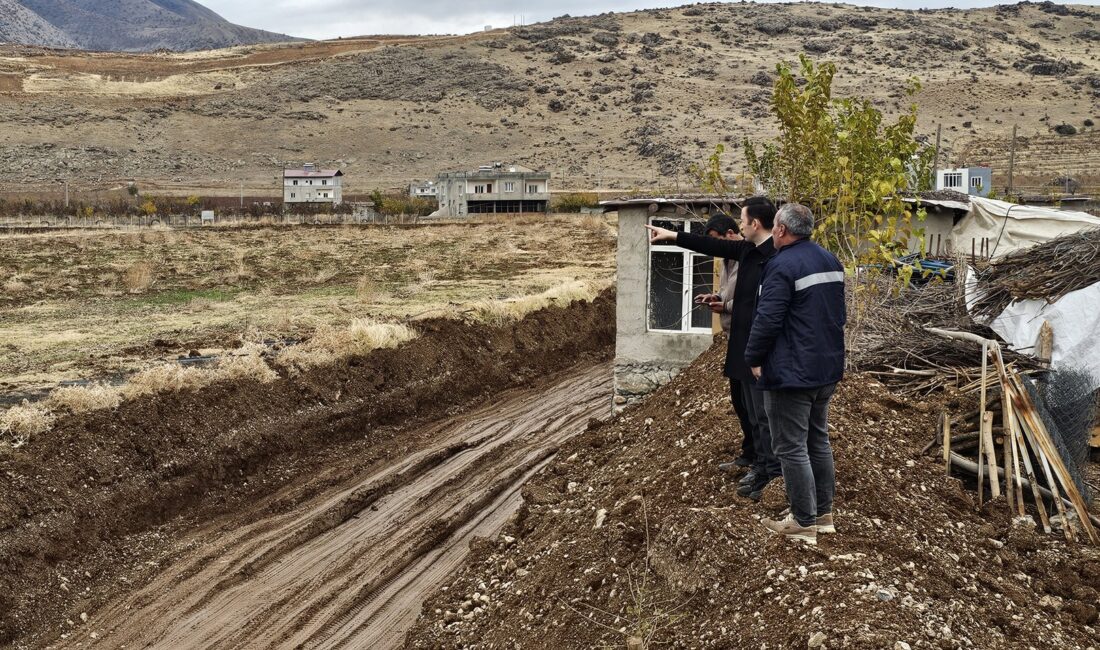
[926,328,1098,544]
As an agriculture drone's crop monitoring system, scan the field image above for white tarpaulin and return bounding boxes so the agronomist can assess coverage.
[951,196,1100,258]
[985,284,1100,392]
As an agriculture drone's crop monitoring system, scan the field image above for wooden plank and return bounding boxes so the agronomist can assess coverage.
[978,343,989,505]
[982,411,1001,500]
[942,412,952,476]
[1009,408,1052,534]
[1036,321,1054,364]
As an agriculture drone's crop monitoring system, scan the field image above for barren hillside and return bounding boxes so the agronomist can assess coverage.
[0,1,1097,197]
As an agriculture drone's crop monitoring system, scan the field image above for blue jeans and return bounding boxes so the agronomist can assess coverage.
[764,384,837,527]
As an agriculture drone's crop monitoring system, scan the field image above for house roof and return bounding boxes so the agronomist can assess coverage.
[599,195,746,210]
[284,169,343,178]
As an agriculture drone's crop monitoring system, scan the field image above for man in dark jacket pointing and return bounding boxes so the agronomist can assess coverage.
[745,203,846,545]
[646,197,781,501]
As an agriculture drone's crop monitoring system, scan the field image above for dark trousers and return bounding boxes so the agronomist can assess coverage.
[741,380,781,478]
[764,384,838,528]
[729,378,755,461]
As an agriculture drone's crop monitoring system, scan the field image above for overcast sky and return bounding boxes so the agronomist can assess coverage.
[204,0,1091,39]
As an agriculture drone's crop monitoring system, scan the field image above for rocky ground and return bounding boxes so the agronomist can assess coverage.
[406,340,1100,649]
[0,2,1096,197]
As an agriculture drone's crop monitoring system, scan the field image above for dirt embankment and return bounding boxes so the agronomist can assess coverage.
[407,341,1100,649]
[0,291,615,646]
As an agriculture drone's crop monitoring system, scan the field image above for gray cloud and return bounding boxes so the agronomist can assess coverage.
[203,0,1085,40]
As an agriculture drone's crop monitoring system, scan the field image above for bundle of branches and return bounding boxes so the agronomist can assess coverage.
[970,228,1100,319]
[848,276,1040,393]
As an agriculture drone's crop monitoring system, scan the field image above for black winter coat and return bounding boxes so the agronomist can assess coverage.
[674,231,776,382]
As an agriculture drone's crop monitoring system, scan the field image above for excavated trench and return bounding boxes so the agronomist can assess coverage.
[1,292,616,648]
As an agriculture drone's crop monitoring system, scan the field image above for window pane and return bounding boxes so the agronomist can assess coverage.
[691,256,714,329]
[649,251,684,331]
[688,220,709,236]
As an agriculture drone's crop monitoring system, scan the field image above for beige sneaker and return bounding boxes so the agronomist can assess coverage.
[778,508,836,534]
[761,514,818,545]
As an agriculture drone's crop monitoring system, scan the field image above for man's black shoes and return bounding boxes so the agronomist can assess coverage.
[736,474,776,501]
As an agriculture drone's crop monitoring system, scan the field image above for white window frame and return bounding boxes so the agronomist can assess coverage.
[970,176,983,188]
[942,172,963,189]
[290,192,296,198]
[322,179,328,185]
[647,217,714,334]
[527,184,540,194]
[504,181,516,193]
[292,180,298,185]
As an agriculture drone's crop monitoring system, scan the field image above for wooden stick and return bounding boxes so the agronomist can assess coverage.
[977,343,989,504]
[1010,410,1052,533]
[981,411,1000,499]
[942,412,952,476]
[1023,415,1076,543]
[1008,405,1028,517]
[995,349,1016,514]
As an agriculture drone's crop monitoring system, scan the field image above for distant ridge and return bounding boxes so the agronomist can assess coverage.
[0,0,300,52]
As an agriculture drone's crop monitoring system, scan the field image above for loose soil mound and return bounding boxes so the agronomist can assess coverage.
[0,291,614,646]
[408,341,1100,649]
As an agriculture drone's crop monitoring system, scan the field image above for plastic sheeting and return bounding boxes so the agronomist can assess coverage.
[951,196,1100,258]
[978,282,1100,393]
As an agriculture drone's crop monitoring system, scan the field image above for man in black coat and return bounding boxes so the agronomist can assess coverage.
[646,197,780,500]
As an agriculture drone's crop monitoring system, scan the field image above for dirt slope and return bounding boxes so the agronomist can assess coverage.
[407,340,1100,649]
[0,2,1096,195]
[51,363,610,649]
[0,292,614,647]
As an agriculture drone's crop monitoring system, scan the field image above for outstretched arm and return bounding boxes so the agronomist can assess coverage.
[644,225,752,259]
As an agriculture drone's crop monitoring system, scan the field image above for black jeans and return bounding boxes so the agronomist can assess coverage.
[729,378,755,461]
[764,384,838,527]
[741,380,780,479]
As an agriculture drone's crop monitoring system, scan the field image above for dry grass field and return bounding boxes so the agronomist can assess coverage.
[0,215,616,403]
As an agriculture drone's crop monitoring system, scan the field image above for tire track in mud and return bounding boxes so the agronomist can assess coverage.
[57,363,611,649]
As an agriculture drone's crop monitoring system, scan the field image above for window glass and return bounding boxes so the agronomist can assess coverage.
[691,256,714,329]
[650,219,681,231]
[648,251,684,331]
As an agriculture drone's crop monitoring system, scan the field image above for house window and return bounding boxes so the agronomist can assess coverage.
[970,176,984,188]
[527,184,540,193]
[322,179,328,185]
[474,184,488,194]
[648,218,714,333]
[290,193,296,198]
[293,180,298,185]
[942,172,963,189]
[504,181,516,192]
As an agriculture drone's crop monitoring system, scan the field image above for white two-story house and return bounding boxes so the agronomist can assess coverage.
[284,164,343,205]
[436,163,551,217]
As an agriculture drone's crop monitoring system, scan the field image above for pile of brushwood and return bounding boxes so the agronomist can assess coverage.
[847,272,1038,396]
[969,228,1100,319]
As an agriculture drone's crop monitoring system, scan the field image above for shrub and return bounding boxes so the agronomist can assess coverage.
[276,319,417,372]
[47,383,122,413]
[1,401,55,446]
[216,344,278,383]
[552,192,600,213]
[470,280,602,325]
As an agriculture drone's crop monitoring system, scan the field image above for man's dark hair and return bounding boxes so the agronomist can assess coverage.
[740,196,776,230]
[704,213,738,236]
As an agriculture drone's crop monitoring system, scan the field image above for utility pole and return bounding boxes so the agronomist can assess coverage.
[1007,124,1017,196]
[240,181,244,209]
[64,179,69,209]
[933,123,942,176]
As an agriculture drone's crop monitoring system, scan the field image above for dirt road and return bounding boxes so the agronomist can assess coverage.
[56,363,611,649]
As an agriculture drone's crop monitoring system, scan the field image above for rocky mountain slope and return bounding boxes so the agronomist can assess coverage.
[0,1,1096,197]
[0,0,296,52]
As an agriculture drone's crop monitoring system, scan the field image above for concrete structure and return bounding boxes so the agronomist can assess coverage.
[936,166,992,198]
[603,196,742,410]
[284,163,343,205]
[436,163,550,217]
[903,192,971,255]
[409,180,438,198]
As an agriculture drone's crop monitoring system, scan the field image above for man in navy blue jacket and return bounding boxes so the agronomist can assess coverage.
[745,203,846,545]
[646,197,780,501]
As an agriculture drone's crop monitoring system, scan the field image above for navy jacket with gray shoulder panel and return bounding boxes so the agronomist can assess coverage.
[744,238,846,391]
